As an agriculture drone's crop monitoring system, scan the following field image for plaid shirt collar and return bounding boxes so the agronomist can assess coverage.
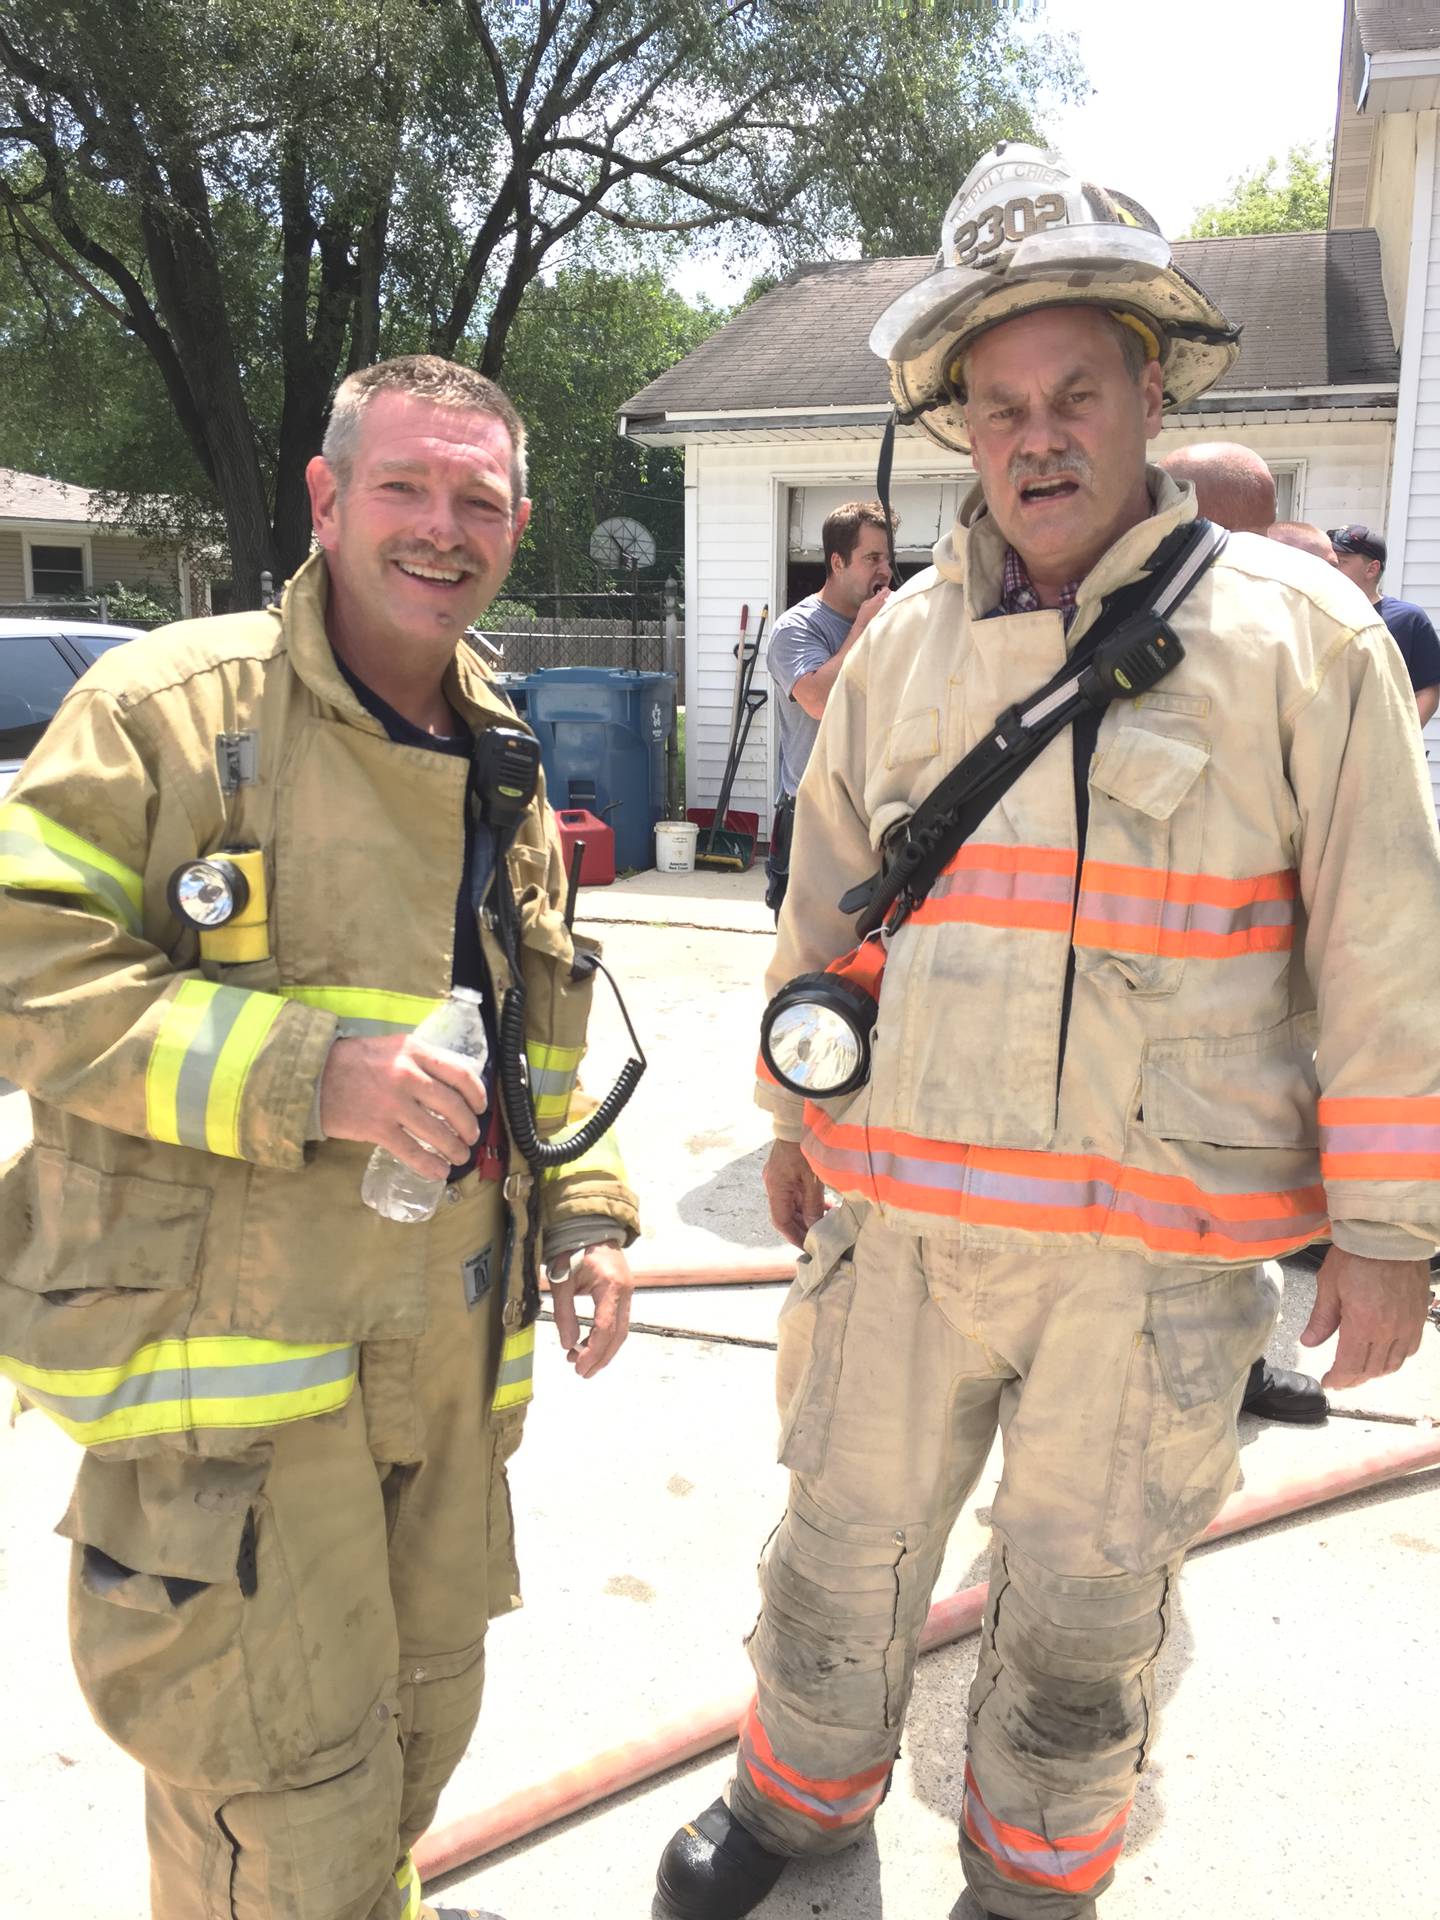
[998,546,1080,628]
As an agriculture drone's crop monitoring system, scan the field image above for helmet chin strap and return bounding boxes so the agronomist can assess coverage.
[875,393,959,588]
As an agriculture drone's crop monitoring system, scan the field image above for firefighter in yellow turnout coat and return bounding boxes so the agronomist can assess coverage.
[656,150,1439,1920]
[0,359,638,1920]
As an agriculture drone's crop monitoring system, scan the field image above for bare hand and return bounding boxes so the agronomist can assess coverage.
[1299,1247,1431,1389]
[765,1139,827,1248]
[850,585,892,640]
[319,1034,486,1179]
[548,1242,634,1378]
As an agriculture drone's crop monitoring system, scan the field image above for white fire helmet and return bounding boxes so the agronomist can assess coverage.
[870,143,1241,455]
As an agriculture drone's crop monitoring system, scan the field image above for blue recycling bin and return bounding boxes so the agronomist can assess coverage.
[511,668,676,872]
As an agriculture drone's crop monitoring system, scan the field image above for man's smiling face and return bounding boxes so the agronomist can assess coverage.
[963,305,1163,591]
[308,389,531,650]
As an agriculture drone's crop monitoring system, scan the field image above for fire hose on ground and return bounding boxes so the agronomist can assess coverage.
[418,1251,1440,1886]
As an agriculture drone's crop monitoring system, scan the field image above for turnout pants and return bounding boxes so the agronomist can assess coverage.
[58,1173,521,1920]
[731,1199,1278,1919]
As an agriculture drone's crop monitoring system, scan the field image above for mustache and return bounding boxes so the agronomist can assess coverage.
[1008,451,1093,489]
[385,542,479,573]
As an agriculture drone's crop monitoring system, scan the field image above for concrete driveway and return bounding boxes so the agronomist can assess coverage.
[1,868,1437,1918]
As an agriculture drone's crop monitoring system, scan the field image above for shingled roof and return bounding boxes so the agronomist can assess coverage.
[621,230,1398,429]
[1356,2,1440,57]
[0,467,102,525]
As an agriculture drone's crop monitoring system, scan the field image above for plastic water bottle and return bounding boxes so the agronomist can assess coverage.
[361,987,489,1223]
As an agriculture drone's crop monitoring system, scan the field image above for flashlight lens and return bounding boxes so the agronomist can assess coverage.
[172,861,238,927]
[766,1001,865,1096]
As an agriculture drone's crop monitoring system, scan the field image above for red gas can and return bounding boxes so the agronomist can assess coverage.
[554,808,616,886]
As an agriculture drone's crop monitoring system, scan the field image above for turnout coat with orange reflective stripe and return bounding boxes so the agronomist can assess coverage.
[0,555,638,1457]
[759,472,1440,1266]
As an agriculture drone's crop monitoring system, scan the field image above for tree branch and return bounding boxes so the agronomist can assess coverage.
[0,185,129,321]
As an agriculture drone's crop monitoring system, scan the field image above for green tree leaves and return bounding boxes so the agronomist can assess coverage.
[1183,143,1331,240]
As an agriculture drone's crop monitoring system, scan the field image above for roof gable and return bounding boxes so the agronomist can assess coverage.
[622,230,1398,424]
[0,467,101,526]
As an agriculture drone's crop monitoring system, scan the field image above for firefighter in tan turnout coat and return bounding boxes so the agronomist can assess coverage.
[655,147,1440,1920]
[0,358,638,1920]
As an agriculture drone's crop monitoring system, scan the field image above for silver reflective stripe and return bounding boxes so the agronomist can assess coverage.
[172,988,255,1150]
[966,1788,1124,1883]
[741,1744,886,1823]
[1075,890,1293,935]
[1321,1123,1440,1153]
[0,828,140,932]
[495,1347,533,1392]
[18,1345,358,1424]
[528,1062,576,1098]
[931,868,1073,905]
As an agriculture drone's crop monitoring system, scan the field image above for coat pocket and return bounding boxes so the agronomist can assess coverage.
[1075,726,1210,997]
[1141,1015,1319,1150]
[1099,1265,1279,1575]
[0,1144,212,1388]
[7,1143,210,1299]
[776,1200,861,1476]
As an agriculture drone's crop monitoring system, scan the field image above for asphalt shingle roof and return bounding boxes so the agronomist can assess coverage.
[1356,2,1440,57]
[0,468,100,525]
[621,230,1398,423]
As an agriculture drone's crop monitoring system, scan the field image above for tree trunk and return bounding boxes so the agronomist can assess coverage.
[138,162,278,608]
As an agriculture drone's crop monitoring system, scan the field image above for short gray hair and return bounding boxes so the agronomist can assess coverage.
[322,355,528,510]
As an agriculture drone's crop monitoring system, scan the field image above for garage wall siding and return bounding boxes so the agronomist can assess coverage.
[687,420,1394,833]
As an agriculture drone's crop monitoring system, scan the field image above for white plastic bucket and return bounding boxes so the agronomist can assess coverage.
[654,820,699,874]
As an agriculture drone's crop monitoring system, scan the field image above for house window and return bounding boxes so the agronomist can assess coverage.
[27,543,87,598]
[1269,463,1304,523]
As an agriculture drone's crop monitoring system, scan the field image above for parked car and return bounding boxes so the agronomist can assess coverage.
[0,618,145,795]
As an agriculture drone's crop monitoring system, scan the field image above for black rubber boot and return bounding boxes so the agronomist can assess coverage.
[656,1798,790,1919]
[1240,1357,1327,1424]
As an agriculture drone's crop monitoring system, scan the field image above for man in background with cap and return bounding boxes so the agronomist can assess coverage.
[1329,524,1440,726]
[655,143,1440,1920]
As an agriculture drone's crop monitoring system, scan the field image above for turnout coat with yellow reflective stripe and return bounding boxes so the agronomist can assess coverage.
[760,472,1440,1266]
[0,554,638,1455]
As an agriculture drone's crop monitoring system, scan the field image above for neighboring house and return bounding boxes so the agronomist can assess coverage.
[622,0,1439,832]
[1331,0,1440,808]
[0,468,205,620]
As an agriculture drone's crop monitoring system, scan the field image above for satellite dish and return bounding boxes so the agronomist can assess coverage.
[590,515,657,569]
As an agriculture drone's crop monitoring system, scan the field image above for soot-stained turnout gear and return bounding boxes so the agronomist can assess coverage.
[761,475,1440,1265]
[0,552,638,1918]
[727,471,1440,1918]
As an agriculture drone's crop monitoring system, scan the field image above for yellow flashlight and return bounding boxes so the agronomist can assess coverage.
[167,848,270,963]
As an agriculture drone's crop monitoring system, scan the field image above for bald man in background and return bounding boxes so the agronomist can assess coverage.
[1156,443,1328,1425]
[1269,522,1339,567]
[1158,439,1276,536]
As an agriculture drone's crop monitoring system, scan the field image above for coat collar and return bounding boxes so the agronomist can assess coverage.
[931,465,1199,631]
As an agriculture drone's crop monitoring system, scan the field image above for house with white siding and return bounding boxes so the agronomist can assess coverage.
[622,0,1440,832]
[0,469,204,619]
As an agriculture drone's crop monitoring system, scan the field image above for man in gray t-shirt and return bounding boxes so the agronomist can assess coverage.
[765,500,895,912]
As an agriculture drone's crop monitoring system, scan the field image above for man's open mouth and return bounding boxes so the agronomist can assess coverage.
[395,560,470,585]
[1018,478,1080,504]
